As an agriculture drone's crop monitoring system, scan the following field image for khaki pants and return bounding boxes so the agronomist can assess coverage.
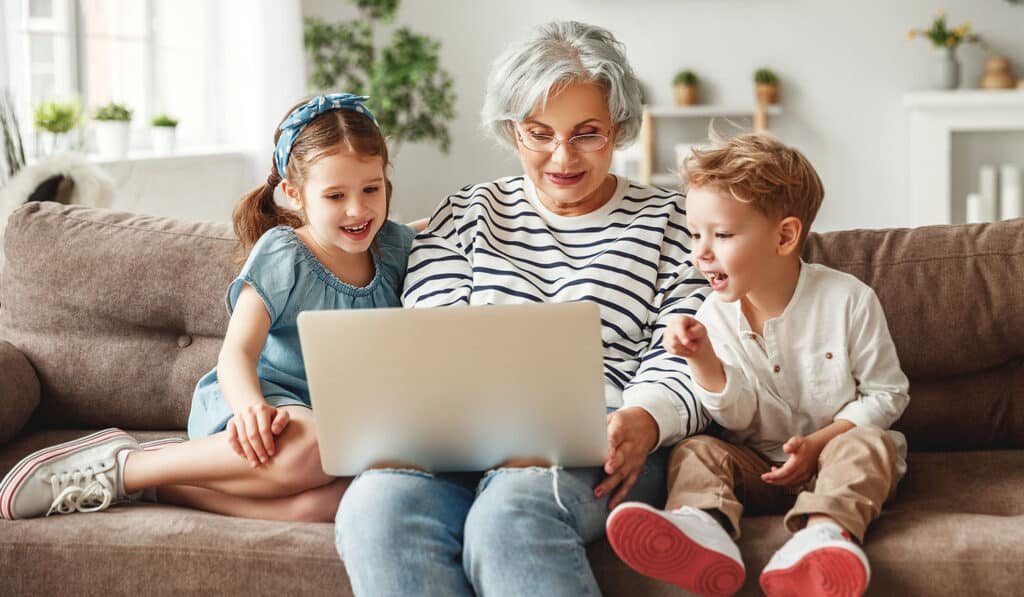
[665,425,898,543]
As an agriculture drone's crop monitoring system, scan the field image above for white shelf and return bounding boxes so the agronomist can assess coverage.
[645,104,783,118]
[638,103,782,185]
[903,91,1024,225]
[902,90,1024,109]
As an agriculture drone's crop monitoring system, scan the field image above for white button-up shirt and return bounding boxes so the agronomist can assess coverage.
[693,262,910,475]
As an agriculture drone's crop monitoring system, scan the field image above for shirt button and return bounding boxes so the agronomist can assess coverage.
[773,365,781,373]
[825,352,833,359]
[177,335,193,348]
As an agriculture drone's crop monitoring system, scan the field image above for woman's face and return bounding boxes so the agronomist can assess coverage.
[514,82,617,216]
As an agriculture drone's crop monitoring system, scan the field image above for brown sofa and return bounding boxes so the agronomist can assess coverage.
[1,202,1022,596]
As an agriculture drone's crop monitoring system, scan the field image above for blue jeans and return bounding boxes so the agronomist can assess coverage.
[335,449,668,597]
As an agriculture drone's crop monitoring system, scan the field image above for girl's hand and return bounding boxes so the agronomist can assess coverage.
[761,435,821,488]
[663,315,709,358]
[226,404,291,467]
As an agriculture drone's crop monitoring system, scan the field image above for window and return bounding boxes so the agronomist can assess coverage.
[6,0,220,155]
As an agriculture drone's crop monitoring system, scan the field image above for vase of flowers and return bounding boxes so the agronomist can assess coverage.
[907,10,983,90]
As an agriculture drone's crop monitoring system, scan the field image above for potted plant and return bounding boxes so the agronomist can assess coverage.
[907,10,984,89]
[33,100,81,156]
[93,102,132,157]
[754,68,780,105]
[673,70,700,106]
[150,113,178,155]
[304,0,456,154]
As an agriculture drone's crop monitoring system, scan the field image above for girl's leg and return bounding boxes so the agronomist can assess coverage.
[155,478,350,523]
[123,406,333,498]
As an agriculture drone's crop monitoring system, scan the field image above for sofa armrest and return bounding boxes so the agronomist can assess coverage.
[0,341,40,444]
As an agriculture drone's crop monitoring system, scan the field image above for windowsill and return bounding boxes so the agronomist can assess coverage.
[87,145,248,166]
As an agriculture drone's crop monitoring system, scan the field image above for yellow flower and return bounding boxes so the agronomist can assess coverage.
[961,22,971,34]
[907,29,916,40]
[945,37,956,47]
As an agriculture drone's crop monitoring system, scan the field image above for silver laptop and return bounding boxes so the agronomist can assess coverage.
[298,302,609,475]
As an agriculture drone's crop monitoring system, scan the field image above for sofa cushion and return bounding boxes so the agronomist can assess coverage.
[804,219,1024,449]
[0,341,39,442]
[0,203,237,430]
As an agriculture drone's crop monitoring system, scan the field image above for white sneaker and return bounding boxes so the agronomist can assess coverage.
[0,428,140,519]
[607,502,745,597]
[760,522,870,597]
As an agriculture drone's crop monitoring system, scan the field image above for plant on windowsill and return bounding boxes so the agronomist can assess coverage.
[33,100,81,156]
[92,102,133,158]
[754,68,780,105]
[150,114,178,156]
[304,0,456,154]
[672,70,700,106]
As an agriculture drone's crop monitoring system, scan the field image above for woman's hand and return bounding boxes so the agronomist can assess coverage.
[595,407,659,509]
[226,403,291,468]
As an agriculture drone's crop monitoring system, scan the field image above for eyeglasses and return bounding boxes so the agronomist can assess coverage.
[515,126,612,153]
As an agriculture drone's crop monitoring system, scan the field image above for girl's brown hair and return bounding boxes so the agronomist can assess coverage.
[682,130,824,247]
[232,99,393,261]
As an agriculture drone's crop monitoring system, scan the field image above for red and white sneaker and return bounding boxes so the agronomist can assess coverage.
[759,522,870,597]
[607,502,745,597]
[0,428,140,519]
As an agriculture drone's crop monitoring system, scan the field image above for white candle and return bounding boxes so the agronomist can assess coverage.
[1000,164,1022,220]
[966,192,983,223]
[979,165,999,222]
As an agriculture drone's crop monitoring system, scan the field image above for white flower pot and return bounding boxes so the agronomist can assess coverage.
[151,126,177,155]
[94,120,131,157]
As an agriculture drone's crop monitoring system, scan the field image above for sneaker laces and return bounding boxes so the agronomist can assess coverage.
[46,466,115,516]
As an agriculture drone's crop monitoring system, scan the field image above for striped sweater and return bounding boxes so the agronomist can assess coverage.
[402,175,711,447]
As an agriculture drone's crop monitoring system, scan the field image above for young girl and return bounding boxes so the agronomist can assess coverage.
[0,93,416,522]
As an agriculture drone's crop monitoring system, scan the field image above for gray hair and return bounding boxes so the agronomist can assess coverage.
[481,21,643,149]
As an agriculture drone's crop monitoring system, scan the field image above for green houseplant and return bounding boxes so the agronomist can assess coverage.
[304,0,456,153]
[150,114,178,155]
[92,102,132,157]
[33,100,81,155]
[672,70,700,106]
[754,68,780,104]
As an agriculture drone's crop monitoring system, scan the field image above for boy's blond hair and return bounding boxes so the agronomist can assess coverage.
[682,131,824,247]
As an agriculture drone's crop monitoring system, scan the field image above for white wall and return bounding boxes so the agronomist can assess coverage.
[302,0,1024,230]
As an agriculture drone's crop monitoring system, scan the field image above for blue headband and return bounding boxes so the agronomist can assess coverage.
[274,93,379,177]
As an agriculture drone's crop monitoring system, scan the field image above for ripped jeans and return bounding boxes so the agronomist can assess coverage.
[335,451,668,597]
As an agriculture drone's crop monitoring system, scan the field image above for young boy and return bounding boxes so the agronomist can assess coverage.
[606,133,909,597]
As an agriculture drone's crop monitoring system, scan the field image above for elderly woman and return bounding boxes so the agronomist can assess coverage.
[336,21,709,595]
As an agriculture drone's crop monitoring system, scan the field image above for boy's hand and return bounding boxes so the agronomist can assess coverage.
[226,403,291,468]
[760,435,822,488]
[663,315,709,358]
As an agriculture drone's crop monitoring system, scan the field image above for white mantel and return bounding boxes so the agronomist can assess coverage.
[904,90,1024,226]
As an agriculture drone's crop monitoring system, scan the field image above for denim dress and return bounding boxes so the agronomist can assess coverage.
[187,221,416,438]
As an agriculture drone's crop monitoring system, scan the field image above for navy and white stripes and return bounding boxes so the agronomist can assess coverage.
[403,176,712,447]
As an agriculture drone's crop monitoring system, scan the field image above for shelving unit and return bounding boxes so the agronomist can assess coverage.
[903,90,1024,225]
[638,104,782,186]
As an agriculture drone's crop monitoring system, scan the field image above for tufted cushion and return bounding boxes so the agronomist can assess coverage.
[803,219,1024,449]
[0,203,238,430]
